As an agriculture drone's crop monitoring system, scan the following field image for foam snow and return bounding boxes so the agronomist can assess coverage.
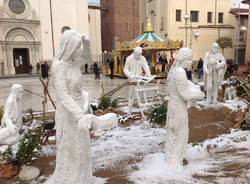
[44,176,108,184]
[195,99,247,112]
[91,125,165,171]
[41,144,56,156]
[130,129,250,184]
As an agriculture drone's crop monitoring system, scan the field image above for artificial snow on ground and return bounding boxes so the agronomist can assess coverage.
[194,99,247,112]
[130,129,250,184]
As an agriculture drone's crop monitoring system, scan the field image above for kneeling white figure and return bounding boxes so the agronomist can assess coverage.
[0,84,24,145]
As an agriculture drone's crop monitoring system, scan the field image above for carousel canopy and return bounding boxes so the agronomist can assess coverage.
[133,32,165,43]
[116,17,183,52]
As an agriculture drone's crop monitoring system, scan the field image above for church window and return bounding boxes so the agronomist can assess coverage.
[8,0,25,14]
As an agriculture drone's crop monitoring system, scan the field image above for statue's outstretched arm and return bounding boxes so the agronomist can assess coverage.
[142,58,151,77]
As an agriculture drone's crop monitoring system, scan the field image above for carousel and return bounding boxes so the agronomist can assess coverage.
[103,18,184,78]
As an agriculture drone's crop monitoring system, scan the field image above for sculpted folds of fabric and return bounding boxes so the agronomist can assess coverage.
[165,48,204,166]
[50,30,92,184]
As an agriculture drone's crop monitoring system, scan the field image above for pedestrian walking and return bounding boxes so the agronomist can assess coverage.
[109,59,114,79]
[197,58,203,79]
[29,64,33,74]
[94,62,100,79]
[84,63,88,73]
[41,61,49,80]
[36,62,40,74]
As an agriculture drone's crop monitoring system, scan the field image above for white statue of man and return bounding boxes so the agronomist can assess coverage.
[0,84,24,145]
[123,47,151,106]
[165,48,204,167]
[51,30,93,184]
[203,42,226,103]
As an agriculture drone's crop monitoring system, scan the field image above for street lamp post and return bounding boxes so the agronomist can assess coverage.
[235,3,247,65]
[184,14,199,49]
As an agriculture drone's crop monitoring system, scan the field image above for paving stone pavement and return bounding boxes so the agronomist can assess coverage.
[0,74,169,112]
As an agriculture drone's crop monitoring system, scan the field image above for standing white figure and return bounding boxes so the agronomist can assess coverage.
[224,86,237,101]
[165,48,204,167]
[203,42,226,103]
[0,84,24,145]
[123,46,151,107]
[51,30,93,184]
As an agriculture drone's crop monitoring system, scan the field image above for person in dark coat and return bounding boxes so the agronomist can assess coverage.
[94,62,100,79]
[29,64,33,74]
[197,58,203,79]
[109,59,114,79]
[41,61,49,79]
[162,56,167,72]
[36,62,40,74]
[84,63,88,73]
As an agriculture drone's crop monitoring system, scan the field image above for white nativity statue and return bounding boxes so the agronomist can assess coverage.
[51,30,93,184]
[124,46,151,107]
[0,84,24,145]
[204,42,226,103]
[82,90,118,133]
[224,86,237,101]
[165,48,204,167]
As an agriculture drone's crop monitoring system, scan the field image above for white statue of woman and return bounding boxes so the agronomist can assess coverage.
[0,84,24,145]
[50,30,93,184]
[203,42,226,103]
[165,48,204,167]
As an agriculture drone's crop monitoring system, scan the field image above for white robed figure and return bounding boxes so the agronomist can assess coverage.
[0,84,24,145]
[50,30,93,184]
[165,48,204,167]
[203,42,226,103]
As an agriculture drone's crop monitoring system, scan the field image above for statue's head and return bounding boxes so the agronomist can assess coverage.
[56,30,83,63]
[175,48,193,69]
[133,47,142,60]
[211,42,219,54]
[11,84,24,100]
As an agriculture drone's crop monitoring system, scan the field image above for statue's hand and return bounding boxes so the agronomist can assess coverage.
[198,91,205,100]
[78,116,92,131]
[82,34,90,42]
[8,123,17,135]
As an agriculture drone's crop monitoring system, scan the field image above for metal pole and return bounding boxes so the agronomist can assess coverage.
[215,0,217,25]
[236,4,240,65]
[49,0,55,57]
[190,19,193,49]
[185,0,188,47]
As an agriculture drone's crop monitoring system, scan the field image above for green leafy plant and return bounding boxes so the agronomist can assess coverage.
[16,124,42,164]
[216,37,233,54]
[226,76,250,102]
[232,136,247,143]
[148,95,167,124]
[0,146,16,164]
[91,95,120,111]
[0,107,3,124]
[0,124,43,165]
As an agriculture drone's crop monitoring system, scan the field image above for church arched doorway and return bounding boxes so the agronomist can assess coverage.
[13,48,30,74]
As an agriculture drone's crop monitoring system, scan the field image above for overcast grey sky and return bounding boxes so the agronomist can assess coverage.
[231,0,249,8]
[88,0,100,6]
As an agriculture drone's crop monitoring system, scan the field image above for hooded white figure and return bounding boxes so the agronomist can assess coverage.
[50,30,93,184]
[124,47,151,106]
[0,84,24,145]
[204,42,226,103]
[165,48,204,167]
